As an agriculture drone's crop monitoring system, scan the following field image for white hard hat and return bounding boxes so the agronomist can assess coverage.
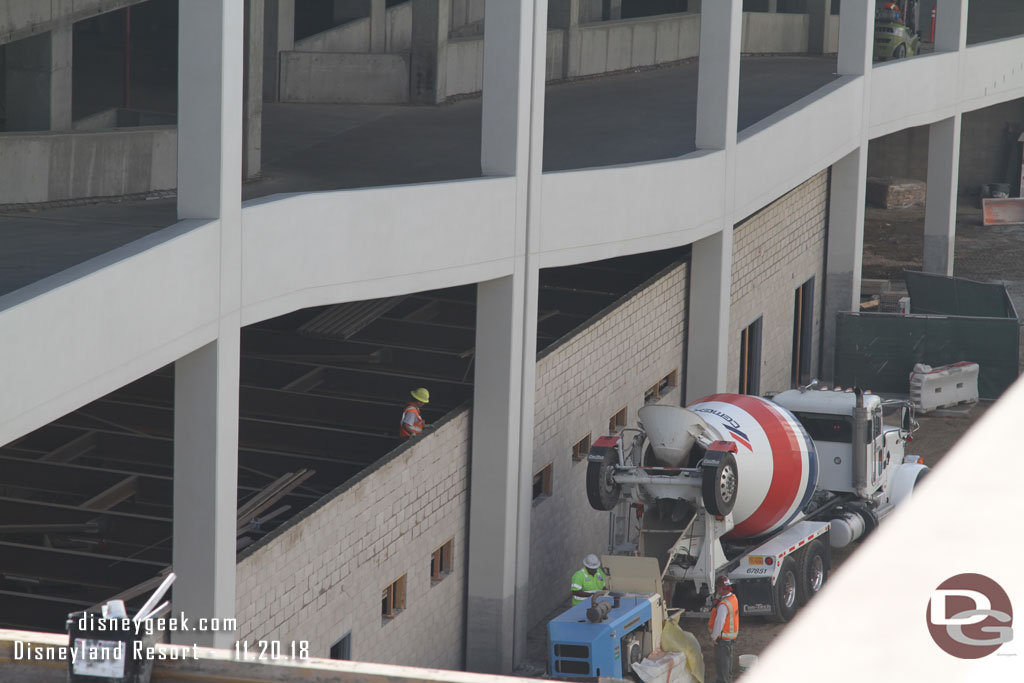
[583,554,601,569]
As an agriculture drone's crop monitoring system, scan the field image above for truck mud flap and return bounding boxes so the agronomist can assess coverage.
[735,578,774,617]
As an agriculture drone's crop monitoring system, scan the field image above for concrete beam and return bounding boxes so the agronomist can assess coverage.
[923,115,962,275]
[822,146,867,382]
[410,0,451,104]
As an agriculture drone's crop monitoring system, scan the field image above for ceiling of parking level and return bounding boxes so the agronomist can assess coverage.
[0,247,686,631]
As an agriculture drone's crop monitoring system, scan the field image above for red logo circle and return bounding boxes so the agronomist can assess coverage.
[926,573,1013,658]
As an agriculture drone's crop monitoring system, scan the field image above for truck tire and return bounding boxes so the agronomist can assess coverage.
[701,450,738,517]
[770,556,799,623]
[797,541,827,606]
[586,448,621,511]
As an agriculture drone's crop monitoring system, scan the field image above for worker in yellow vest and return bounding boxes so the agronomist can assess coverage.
[570,554,606,606]
[707,575,739,683]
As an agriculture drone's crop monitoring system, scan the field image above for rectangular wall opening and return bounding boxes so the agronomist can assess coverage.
[739,317,763,395]
[792,278,814,387]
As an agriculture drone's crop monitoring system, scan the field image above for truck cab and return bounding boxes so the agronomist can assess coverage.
[772,386,921,512]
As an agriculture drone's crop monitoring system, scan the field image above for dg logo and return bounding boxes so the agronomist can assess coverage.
[926,573,1014,658]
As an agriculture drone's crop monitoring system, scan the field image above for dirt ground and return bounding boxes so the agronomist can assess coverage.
[525,200,1016,679]
[863,202,1024,313]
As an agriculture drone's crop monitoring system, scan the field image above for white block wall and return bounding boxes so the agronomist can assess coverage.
[234,409,471,667]
[728,170,829,394]
[527,261,688,627]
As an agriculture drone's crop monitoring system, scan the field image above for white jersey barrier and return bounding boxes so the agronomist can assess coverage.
[909,362,979,413]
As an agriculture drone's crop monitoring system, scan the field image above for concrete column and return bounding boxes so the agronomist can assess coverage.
[923,116,962,275]
[50,23,72,130]
[261,0,294,101]
[768,0,778,12]
[934,0,967,52]
[689,0,702,13]
[467,0,546,673]
[808,0,829,55]
[687,0,740,399]
[550,0,580,78]
[173,0,244,648]
[822,146,868,382]
[172,338,240,649]
[4,25,71,131]
[370,0,386,52]
[603,0,622,21]
[688,228,735,397]
[837,0,873,77]
[410,0,451,104]
[695,0,741,151]
[820,1,873,380]
[244,0,264,179]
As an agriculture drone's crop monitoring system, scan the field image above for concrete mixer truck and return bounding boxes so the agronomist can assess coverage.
[549,385,927,677]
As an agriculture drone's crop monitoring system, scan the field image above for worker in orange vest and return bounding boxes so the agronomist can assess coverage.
[399,388,431,438]
[707,575,739,683]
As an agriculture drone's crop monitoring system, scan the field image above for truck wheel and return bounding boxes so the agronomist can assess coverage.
[701,451,738,517]
[621,634,643,680]
[586,448,621,511]
[797,541,827,606]
[771,557,799,623]
[894,42,906,59]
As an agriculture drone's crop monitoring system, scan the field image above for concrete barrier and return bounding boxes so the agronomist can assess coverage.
[742,12,809,53]
[910,362,980,413]
[0,126,176,204]
[279,52,409,104]
[572,13,701,78]
[445,36,484,97]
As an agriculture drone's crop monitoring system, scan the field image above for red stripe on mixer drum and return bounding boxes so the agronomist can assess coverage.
[703,394,804,538]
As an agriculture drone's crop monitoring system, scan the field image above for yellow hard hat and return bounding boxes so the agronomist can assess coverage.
[411,388,430,403]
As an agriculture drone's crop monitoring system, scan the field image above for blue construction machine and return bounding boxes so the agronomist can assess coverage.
[548,556,667,679]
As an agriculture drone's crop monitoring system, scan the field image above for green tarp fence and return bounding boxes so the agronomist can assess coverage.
[834,312,1021,399]
[904,270,1018,318]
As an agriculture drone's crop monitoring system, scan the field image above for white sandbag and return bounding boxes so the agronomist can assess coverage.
[632,650,693,683]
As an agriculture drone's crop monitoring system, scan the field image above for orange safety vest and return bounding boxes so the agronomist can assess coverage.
[399,403,424,437]
[707,592,739,640]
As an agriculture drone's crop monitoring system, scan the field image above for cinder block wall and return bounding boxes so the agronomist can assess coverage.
[527,261,688,627]
[728,170,828,394]
[234,409,471,667]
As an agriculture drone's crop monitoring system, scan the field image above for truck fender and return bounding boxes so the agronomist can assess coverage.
[889,463,929,507]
